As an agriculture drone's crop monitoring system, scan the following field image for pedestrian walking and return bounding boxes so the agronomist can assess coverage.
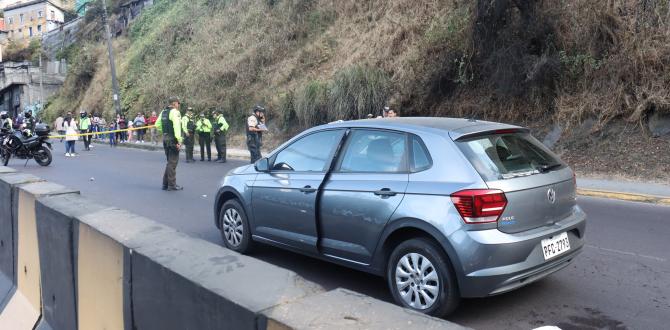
[156,97,183,191]
[134,112,147,143]
[195,112,212,161]
[54,115,65,142]
[79,111,92,151]
[181,108,196,163]
[213,110,229,163]
[63,112,78,157]
[148,111,158,145]
[246,105,267,163]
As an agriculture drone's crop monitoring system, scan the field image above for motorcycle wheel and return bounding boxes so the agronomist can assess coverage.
[34,146,52,167]
[1,147,9,166]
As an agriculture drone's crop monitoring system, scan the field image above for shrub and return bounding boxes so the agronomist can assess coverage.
[329,65,390,121]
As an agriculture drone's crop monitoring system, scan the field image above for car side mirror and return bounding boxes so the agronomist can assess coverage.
[254,158,270,172]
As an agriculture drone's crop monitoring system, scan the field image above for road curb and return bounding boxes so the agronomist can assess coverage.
[82,141,670,206]
[577,188,670,206]
[90,139,265,161]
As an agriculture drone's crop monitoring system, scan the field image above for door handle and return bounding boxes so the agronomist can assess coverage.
[374,188,397,197]
[300,185,317,193]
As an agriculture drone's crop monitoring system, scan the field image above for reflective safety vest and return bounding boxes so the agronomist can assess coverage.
[196,118,212,133]
[161,109,175,139]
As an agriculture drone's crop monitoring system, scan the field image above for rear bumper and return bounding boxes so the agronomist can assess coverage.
[453,207,586,297]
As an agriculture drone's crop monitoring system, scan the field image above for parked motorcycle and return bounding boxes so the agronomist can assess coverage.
[1,124,53,167]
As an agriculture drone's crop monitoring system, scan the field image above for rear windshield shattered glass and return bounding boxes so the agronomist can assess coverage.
[456,133,563,181]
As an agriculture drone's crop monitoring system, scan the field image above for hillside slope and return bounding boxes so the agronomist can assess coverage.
[46,0,670,182]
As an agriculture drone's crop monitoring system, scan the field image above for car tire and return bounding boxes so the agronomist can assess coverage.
[219,199,254,254]
[386,237,460,317]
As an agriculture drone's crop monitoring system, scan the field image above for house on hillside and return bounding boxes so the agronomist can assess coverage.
[3,0,65,43]
[74,0,91,16]
[0,0,72,10]
[115,0,153,34]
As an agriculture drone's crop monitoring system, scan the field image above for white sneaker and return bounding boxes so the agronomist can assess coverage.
[65,153,70,157]
[135,141,140,144]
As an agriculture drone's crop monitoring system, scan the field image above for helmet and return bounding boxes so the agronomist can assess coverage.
[0,111,7,119]
[252,105,266,113]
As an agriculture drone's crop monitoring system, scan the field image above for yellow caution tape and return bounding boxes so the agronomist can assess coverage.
[49,125,157,139]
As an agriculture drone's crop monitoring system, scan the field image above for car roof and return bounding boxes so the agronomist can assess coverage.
[321,117,525,140]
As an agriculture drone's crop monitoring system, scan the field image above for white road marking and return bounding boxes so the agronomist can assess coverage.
[586,244,666,262]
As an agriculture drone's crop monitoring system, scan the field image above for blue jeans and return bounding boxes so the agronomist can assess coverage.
[65,141,75,154]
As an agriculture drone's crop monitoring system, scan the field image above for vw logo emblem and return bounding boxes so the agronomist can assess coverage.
[547,188,557,204]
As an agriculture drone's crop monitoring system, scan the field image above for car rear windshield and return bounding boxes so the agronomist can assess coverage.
[455,132,563,181]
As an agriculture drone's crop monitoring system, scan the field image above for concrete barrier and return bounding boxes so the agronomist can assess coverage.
[0,169,466,330]
[261,288,470,330]
[35,194,109,330]
[0,175,78,330]
[0,172,44,328]
[0,167,18,313]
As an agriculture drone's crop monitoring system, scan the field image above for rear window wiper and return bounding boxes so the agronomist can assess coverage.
[536,163,563,173]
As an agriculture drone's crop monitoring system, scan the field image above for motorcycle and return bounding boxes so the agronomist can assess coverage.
[1,124,53,167]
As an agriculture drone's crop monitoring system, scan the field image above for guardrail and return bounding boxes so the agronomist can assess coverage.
[0,166,467,330]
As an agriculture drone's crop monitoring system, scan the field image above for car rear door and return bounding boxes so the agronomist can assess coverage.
[251,129,345,252]
[454,131,577,233]
[319,129,409,264]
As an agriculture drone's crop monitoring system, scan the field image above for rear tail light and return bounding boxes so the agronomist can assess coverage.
[451,189,507,224]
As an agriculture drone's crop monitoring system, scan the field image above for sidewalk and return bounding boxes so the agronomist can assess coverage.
[577,178,670,205]
[90,139,266,160]
[91,139,669,205]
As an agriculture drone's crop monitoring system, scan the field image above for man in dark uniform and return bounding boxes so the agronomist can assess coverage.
[195,112,212,161]
[213,109,229,163]
[181,108,196,163]
[156,97,183,191]
[24,110,36,132]
[246,105,266,163]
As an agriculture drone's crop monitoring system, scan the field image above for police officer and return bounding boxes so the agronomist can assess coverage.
[181,108,196,163]
[79,111,92,151]
[24,110,36,132]
[156,97,183,191]
[212,110,229,163]
[246,105,266,163]
[195,112,212,161]
[0,111,12,131]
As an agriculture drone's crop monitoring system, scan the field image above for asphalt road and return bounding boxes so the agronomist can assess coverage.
[14,143,670,330]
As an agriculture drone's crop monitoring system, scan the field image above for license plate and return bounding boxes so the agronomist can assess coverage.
[541,232,570,260]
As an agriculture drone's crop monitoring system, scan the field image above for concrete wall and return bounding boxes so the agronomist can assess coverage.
[0,166,468,330]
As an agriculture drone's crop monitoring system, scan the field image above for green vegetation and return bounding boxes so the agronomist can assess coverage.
[43,0,670,144]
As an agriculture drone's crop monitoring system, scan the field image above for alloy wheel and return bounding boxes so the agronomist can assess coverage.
[222,208,244,247]
[395,252,440,310]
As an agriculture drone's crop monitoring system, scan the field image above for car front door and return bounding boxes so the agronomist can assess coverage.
[251,129,345,253]
[319,129,409,264]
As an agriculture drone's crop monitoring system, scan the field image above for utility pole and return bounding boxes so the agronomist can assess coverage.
[102,0,122,115]
[39,53,44,112]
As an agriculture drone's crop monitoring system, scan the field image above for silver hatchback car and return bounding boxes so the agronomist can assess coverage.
[214,117,586,317]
